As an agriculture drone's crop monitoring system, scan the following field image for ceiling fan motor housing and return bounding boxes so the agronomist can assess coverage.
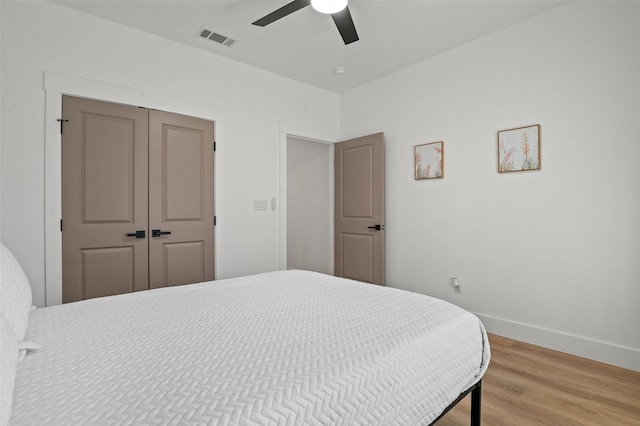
[311,0,348,14]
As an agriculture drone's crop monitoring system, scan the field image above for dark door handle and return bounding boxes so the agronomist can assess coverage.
[126,230,146,239]
[368,225,384,231]
[152,229,172,237]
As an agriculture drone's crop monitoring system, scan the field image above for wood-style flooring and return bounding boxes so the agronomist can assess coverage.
[435,333,640,425]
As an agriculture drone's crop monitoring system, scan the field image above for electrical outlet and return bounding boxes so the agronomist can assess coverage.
[451,277,462,294]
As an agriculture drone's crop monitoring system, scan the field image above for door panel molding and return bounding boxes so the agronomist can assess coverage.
[163,125,206,222]
[163,241,206,287]
[81,113,137,224]
[81,246,136,299]
[340,144,374,219]
[340,233,374,283]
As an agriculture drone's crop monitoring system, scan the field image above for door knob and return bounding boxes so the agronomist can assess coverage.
[367,225,384,231]
[152,229,172,237]
[126,230,146,239]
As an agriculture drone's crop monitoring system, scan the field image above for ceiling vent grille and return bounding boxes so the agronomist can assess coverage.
[199,28,237,47]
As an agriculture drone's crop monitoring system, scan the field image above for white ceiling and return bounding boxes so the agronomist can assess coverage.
[53,0,568,94]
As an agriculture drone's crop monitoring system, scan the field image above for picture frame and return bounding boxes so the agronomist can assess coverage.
[497,124,541,173]
[414,141,444,180]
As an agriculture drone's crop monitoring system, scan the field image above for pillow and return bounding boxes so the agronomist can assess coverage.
[0,313,19,426]
[0,242,33,341]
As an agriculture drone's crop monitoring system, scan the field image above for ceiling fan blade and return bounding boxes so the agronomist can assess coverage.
[331,6,359,45]
[252,0,311,27]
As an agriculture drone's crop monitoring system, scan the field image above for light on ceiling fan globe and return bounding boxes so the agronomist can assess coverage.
[311,0,348,14]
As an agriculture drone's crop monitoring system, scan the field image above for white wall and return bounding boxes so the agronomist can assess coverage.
[287,137,332,274]
[0,1,339,307]
[0,2,3,241]
[341,1,640,371]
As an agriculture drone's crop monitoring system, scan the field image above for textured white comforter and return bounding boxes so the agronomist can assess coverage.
[12,270,489,425]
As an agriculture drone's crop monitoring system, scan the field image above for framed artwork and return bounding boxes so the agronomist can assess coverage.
[497,124,540,173]
[414,141,444,180]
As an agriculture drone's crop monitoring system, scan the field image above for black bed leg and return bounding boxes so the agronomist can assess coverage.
[470,380,482,426]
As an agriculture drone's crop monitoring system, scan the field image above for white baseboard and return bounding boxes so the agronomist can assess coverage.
[475,313,640,372]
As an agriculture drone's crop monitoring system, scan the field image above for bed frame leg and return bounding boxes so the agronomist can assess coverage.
[470,380,482,426]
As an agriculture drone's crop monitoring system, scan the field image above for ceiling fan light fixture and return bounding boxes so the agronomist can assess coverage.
[311,0,348,14]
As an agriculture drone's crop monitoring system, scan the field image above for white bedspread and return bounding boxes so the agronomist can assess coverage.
[11,270,489,425]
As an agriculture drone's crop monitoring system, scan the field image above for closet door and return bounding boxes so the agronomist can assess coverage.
[62,96,149,303]
[148,110,215,288]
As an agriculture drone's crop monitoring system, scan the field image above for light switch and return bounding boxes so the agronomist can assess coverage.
[253,199,268,211]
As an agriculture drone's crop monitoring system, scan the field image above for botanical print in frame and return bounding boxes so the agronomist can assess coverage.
[414,141,444,180]
[498,124,540,173]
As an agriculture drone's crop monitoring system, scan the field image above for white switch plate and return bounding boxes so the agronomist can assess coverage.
[253,199,268,211]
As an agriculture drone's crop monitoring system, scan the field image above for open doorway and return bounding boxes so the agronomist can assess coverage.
[286,136,333,274]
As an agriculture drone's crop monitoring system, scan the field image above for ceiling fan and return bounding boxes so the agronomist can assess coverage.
[252,0,359,45]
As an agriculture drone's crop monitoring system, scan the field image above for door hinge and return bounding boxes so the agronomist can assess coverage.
[214,216,217,226]
[60,219,63,232]
[213,141,217,151]
[57,119,69,134]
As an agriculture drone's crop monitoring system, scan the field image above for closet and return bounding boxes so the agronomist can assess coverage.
[61,96,214,303]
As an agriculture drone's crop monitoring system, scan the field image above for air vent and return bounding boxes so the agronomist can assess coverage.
[199,28,237,47]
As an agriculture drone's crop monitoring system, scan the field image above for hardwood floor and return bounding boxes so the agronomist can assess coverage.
[435,333,640,426]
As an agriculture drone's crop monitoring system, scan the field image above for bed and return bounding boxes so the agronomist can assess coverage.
[1,244,489,425]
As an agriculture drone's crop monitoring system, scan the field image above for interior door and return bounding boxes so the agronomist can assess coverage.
[62,96,149,303]
[148,110,215,288]
[334,132,385,285]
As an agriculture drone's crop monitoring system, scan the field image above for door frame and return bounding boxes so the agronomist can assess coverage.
[277,122,338,273]
[285,136,333,274]
[44,71,225,306]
